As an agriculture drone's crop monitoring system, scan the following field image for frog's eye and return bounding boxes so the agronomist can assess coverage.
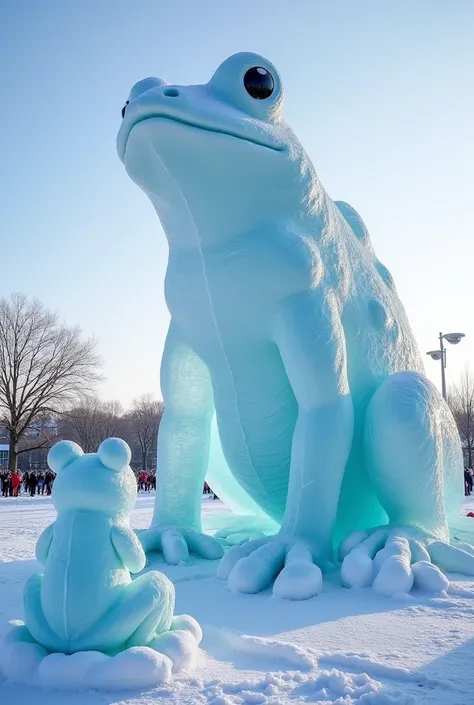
[121,100,129,119]
[243,67,274,100]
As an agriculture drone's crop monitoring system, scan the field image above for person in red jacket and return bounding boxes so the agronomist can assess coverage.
[11,471,21,497]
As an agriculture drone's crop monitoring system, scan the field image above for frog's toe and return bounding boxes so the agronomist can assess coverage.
[411,561,449,592]
[428,541,474,576]
[340,526,474,597]
[341,533,415,596]
[185,529,224,560]
[227,539,286,594]
[140,526,223,565]
[138,526,190,563]
[221,538,323,600]
[338,530,370,561]
[216,537,270,580]
[273,544,323,600]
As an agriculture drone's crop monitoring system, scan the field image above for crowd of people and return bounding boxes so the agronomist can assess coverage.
[2,465,472,499]
[0,467,160,497]
[1,469,56,497]
[136,470,156,492]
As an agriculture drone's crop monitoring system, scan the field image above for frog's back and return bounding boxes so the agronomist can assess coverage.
[319,199,424,399]
[42,510,129,644]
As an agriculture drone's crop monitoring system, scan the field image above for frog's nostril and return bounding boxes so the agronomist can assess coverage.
[163,87,180,98]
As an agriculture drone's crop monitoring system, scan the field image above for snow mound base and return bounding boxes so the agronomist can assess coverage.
[0,615,202,691]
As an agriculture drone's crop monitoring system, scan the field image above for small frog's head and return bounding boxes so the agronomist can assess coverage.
[117,53,316,243]
[48,438,137,517]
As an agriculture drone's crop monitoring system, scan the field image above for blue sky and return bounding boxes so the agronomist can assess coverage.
[0,1,473,406]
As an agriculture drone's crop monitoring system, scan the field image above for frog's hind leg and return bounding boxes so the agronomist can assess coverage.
[23,574,62,652]
[365,371,456,537]
[74,571,175,654]
[341,371,474,595]
[126,572,175,648]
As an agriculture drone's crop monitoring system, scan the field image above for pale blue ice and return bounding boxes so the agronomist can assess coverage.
[117,52,474,599]
[2,438,202,687]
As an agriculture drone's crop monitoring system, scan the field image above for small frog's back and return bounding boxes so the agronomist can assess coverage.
[42,511,129,645]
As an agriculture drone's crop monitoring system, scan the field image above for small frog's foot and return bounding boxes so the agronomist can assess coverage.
[340,526,474,597]
[217,536,323,600]
[149,614,202,672]
[138,526,224,564]
[0,621,49,687]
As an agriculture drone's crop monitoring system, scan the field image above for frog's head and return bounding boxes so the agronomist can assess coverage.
[48,438,137,518]
[117,53,317,244]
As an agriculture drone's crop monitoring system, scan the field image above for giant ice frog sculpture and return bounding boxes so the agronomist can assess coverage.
[117,53,474,599]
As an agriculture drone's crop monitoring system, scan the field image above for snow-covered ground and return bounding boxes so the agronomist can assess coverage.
[1,493,474,705]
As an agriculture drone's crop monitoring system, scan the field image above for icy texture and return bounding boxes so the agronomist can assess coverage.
[117,52,472,598]
[4,438,203,686]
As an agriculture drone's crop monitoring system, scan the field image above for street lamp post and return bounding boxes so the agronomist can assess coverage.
[426,332,465,401]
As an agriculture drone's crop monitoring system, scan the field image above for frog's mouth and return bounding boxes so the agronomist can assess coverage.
[118,112,284,162]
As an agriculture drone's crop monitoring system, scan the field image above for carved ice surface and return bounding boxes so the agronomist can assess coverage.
[117,52,474,599]
[0,439,202,689]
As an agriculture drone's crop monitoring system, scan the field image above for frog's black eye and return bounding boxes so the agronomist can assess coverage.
[243,67,274,100]
[121,101,129,119]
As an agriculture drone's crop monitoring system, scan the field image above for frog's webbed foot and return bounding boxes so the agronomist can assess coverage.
[340,526,474,597]
[138,526,224,564]
[217,536,324,600]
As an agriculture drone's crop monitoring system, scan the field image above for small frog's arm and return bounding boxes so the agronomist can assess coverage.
[111,524,146,574]
[35,523,55,566]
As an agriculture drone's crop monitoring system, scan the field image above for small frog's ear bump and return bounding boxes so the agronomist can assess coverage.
[98,437,132,472]
[47,440,84,474]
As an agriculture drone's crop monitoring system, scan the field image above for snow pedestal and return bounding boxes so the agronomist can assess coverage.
[0,615,202,691]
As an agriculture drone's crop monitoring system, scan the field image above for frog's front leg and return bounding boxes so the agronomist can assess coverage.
[219,290,354,599]
[139,321,223,564]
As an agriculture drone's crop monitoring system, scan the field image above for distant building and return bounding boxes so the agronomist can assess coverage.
[0,444,8,469]
[0,417,57,471]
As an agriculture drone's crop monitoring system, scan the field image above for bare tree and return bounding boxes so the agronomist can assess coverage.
[18,414,60,459]
[449,366,474,467]
[0,293,101,471]
[60,397,124,452]
[127,395,163,472]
